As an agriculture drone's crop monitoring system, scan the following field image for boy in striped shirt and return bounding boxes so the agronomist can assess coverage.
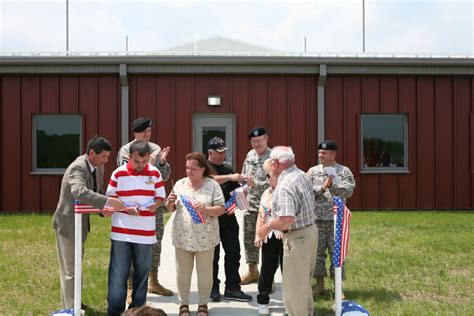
[106,141,166,315]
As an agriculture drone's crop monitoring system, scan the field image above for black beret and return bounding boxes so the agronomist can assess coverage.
[131,117,152,133]
[248,127,267,139]
[318,140,337,151]
[207,137,228,152]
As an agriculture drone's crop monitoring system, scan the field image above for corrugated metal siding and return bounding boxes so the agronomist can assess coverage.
[129,75,318,188]
[1,77,22,211]
[1,72,472,212]
[325,75,474,210]
[0,75,121,212]
[0,74,316,212]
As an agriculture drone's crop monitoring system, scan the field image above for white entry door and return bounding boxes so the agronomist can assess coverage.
[194,114,234,167]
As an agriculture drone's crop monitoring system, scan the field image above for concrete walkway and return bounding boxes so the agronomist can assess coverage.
[146,211,285,315]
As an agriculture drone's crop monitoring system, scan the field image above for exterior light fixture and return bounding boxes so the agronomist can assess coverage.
[208,95,221,107]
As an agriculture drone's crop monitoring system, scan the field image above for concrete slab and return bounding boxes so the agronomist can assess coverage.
[146,210,284,315]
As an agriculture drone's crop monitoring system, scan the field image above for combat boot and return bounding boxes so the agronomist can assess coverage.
[313,276,327,297]
[240,263,259,285]
[148,271,173,296]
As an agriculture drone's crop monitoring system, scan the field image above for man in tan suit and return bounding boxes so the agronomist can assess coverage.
[53,136,124,309]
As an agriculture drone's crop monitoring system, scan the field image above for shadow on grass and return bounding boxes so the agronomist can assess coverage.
[315,306,335,316]
[86,308,107,316]
[345,287,402,303]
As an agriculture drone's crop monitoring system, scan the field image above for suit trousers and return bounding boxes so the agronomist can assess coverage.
[282,224,318,316]
[55,230,84,309]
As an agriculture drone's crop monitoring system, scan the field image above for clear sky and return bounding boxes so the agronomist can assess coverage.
[0,0,472,55]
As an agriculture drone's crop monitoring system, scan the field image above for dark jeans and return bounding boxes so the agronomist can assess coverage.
[257,234,283,305]
[107,240,152,316]
[212,215,241,292]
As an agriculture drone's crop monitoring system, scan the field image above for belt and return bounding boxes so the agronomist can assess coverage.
[282,223,314,234]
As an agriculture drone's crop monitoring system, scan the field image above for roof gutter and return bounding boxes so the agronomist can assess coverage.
[0,55,473,75]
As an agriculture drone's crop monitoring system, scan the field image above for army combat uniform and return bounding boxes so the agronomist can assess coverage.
[307,162,355,280]
[241,148,272,265]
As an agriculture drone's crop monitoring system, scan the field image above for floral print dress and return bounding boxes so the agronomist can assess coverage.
[171,177,225,252]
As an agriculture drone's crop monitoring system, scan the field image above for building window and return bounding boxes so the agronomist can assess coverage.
[32,115,82,174]
[361,114,408,173]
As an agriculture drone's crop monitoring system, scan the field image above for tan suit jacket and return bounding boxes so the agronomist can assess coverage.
[52,154,108,242]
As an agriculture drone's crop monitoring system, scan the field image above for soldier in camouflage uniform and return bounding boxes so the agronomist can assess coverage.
[117,117,173,299]
[240,127,272,285]
[307,140,355,298]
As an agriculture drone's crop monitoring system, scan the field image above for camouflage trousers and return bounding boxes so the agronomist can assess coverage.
[243,210,260,264]
[150,206,165,272]
[314,220,345,280]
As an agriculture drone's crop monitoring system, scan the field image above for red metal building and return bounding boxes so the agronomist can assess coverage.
[1,53,473,211]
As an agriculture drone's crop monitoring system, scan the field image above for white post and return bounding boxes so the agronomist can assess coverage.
[335,267,342,315]
[74,213,82,316]
[334,212,342,316]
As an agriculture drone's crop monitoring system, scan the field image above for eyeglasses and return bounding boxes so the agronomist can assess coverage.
[269,158,278,165]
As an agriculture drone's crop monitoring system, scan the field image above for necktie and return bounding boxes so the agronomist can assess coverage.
[92,169,97,192]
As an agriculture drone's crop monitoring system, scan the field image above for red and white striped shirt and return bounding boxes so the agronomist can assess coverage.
[106,162,166,244]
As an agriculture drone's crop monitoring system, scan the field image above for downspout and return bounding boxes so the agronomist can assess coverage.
[317,64,327,145]
[119,64,129,146]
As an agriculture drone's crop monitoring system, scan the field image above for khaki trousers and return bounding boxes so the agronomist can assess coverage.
[282,224,318,316]
[55,230,84,309]
[175,246,215,305]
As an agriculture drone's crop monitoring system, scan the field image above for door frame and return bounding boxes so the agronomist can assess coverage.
[193,113,235,167]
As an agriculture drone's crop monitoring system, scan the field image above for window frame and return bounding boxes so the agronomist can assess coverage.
[31,114,83,174]
[360,113,409,174]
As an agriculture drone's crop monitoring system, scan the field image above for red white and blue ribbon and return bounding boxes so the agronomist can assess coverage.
[73,198,156,214]
[74,199,113,213]
[225,191,237,216]
[179,195,206,224]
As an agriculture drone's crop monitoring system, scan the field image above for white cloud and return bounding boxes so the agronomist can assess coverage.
[366,0,473,54]
[68,1,128,51]
[0,1,66,51]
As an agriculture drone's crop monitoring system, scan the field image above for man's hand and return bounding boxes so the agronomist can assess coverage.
[257,223,271,241]
[245,176,255,187]
[232,173,244,183]
[126,206,140,216]
[148,203,160,213]
[107,197,125,211]
[158,146,171,165]
[150,146,170,166]
[254,236,263,248]
[149,150,159,166]
[323,176,333,191]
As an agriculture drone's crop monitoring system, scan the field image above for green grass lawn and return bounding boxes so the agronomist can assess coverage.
[0,211,472,315]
